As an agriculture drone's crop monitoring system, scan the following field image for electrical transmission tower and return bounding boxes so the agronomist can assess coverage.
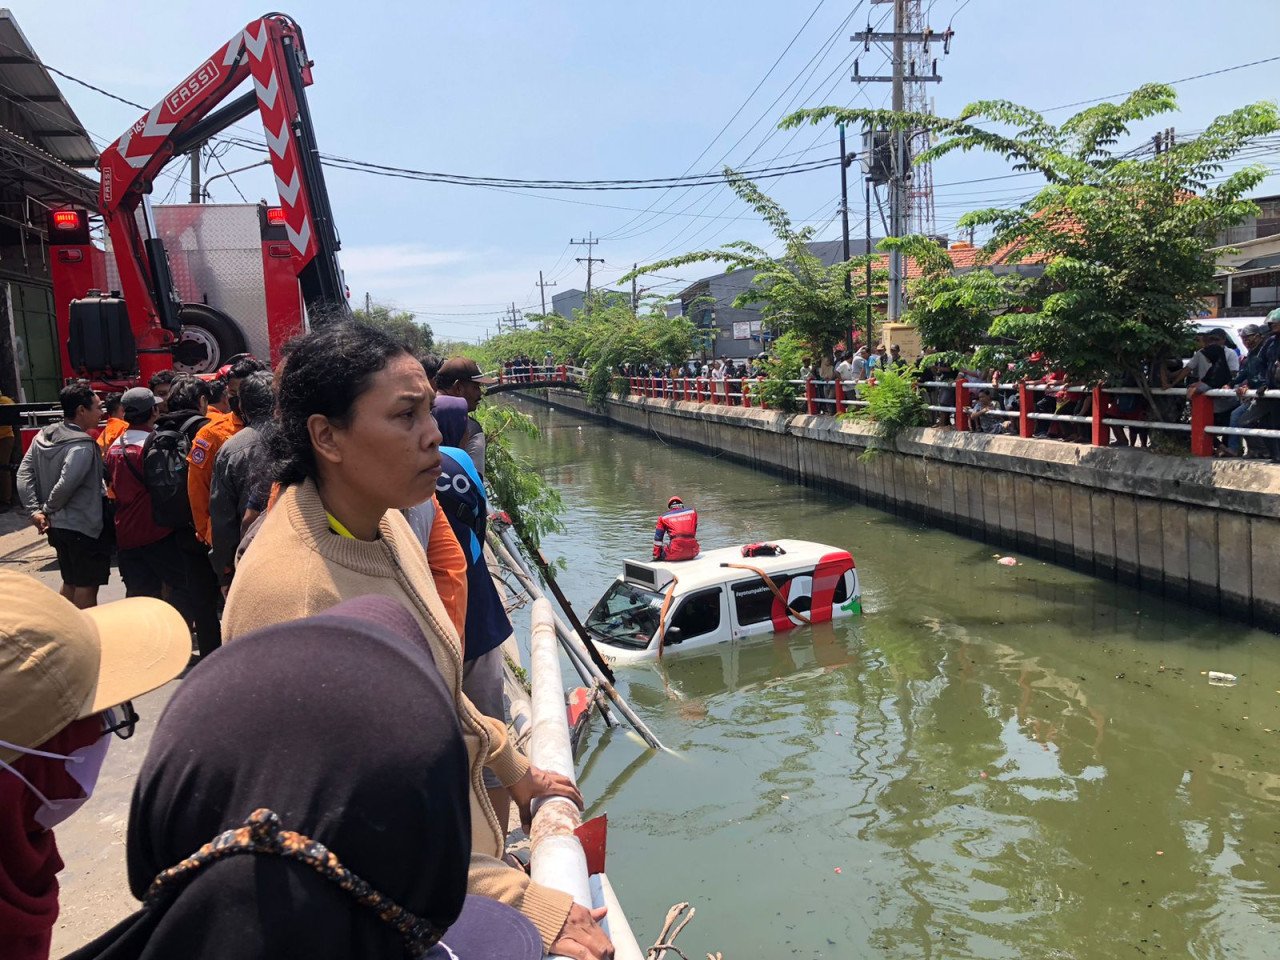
[853,0,954,318]
[900,0,940,238]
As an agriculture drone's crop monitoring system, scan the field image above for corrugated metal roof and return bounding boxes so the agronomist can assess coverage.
[0,121,98,208]
[0,9,97,167]
[1238,252,1280,272]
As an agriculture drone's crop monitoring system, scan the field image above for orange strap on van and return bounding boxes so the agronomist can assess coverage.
[720,562,812,625]
[655,576,679,661]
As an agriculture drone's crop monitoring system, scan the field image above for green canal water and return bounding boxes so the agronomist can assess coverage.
[505,397,1280,960]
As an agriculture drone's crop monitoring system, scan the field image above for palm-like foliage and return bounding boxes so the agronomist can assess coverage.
[622,170,887,353]
[783,86,1280,396]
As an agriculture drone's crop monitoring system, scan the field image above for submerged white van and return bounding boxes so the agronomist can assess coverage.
[584,540,861,664]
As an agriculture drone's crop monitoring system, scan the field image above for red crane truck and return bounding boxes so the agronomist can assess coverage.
[20,12,348,450]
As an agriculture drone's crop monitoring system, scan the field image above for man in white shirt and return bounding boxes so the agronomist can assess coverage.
[835,351,853,385]
[849,347,870,382]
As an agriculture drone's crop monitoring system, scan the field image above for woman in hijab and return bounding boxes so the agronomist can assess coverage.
[222,322,610,958]
[67,596,545,960]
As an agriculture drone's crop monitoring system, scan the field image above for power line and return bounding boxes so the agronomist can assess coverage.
[296,149,842,189]
[628,13,893,271]
[946,0,975,30]
[604,2,871,243]
[629,2,897,263]
[598,0,833,240]
[1035,55,1280,115]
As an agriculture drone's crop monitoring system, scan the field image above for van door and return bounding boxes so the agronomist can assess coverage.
[730,570,806,637]
[661,587,729,653]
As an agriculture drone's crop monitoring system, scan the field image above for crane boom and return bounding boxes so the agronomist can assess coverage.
[95,12,348,381]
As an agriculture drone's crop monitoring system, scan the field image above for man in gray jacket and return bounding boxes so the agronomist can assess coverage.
[17,382,107,607]
[208,371,274,586]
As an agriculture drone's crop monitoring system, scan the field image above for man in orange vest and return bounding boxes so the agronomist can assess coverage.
[95,394,127,455]
[188,356,268,544]
[653,496,700,561]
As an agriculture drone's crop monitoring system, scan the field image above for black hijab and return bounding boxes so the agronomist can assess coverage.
[66,596,472,960]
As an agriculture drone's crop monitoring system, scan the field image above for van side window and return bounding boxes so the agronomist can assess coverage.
[668,588,722,643]
[732,574,794,626]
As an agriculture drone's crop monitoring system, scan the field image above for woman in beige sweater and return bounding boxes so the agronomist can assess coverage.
[223,323,612,960]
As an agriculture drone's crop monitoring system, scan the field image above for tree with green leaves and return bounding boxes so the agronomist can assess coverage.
[474,300,696,409]
[569,303,698,409]
[354,302,434,356]
[878,235,1029,359]
[621,170,886,355]
[783,86,1279,411]
[471,403,564,557]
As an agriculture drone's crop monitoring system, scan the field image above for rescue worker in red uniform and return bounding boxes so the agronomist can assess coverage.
[653,496,700,561]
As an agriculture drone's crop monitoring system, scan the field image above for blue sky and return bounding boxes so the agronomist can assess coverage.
[21,1,1280,343]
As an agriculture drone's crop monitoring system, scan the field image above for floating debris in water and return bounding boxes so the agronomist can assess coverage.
[996,556,1019,566]
[1207,671,1238,686]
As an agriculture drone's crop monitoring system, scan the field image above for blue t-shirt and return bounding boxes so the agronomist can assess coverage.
[437,446,511,662]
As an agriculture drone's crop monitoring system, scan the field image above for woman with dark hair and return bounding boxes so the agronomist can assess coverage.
[67,596,544,960]
[223,323,611,959]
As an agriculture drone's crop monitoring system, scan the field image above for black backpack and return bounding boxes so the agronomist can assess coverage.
[141,415,207,528]
[1203,352,1232,389]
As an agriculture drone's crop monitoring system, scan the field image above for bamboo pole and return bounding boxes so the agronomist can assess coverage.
[488,532,617,728]
[494,526,666,752]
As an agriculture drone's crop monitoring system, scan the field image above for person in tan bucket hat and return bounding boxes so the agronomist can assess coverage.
[0,571,192,960]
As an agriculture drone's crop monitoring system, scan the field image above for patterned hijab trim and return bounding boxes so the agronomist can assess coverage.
[145,808,446,957]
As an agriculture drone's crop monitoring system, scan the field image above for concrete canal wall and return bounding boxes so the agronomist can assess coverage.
[526,388,1280,632]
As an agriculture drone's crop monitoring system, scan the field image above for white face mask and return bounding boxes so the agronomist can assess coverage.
[0,734,111,830]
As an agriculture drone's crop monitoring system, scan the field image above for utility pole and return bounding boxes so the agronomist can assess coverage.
[890,0,906,321]
[865,176,873,349]
[506,302,525,331]
[189,147,201,204]
[570,233,604,312]
[854,1,954,321]
[631,263,639,314]
[839,123,854,348]
[536,270,557,319]
[364,291,371,316]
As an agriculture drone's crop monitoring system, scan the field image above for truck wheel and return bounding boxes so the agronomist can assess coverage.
[172,303,249,374]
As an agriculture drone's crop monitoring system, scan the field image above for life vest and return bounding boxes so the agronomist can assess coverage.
[654,507,700,561]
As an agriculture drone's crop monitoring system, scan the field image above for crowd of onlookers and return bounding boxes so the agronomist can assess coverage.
[598,312,1280,462]
[3,329,616,959]
[909,321,1280,461]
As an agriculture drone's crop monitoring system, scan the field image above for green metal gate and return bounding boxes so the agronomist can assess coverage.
[10,281,58,402]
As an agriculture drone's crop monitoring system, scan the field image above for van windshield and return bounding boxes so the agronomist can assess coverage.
[586,580,663,650]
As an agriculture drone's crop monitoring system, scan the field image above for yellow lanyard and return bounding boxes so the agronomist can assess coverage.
[325,511,357,539]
